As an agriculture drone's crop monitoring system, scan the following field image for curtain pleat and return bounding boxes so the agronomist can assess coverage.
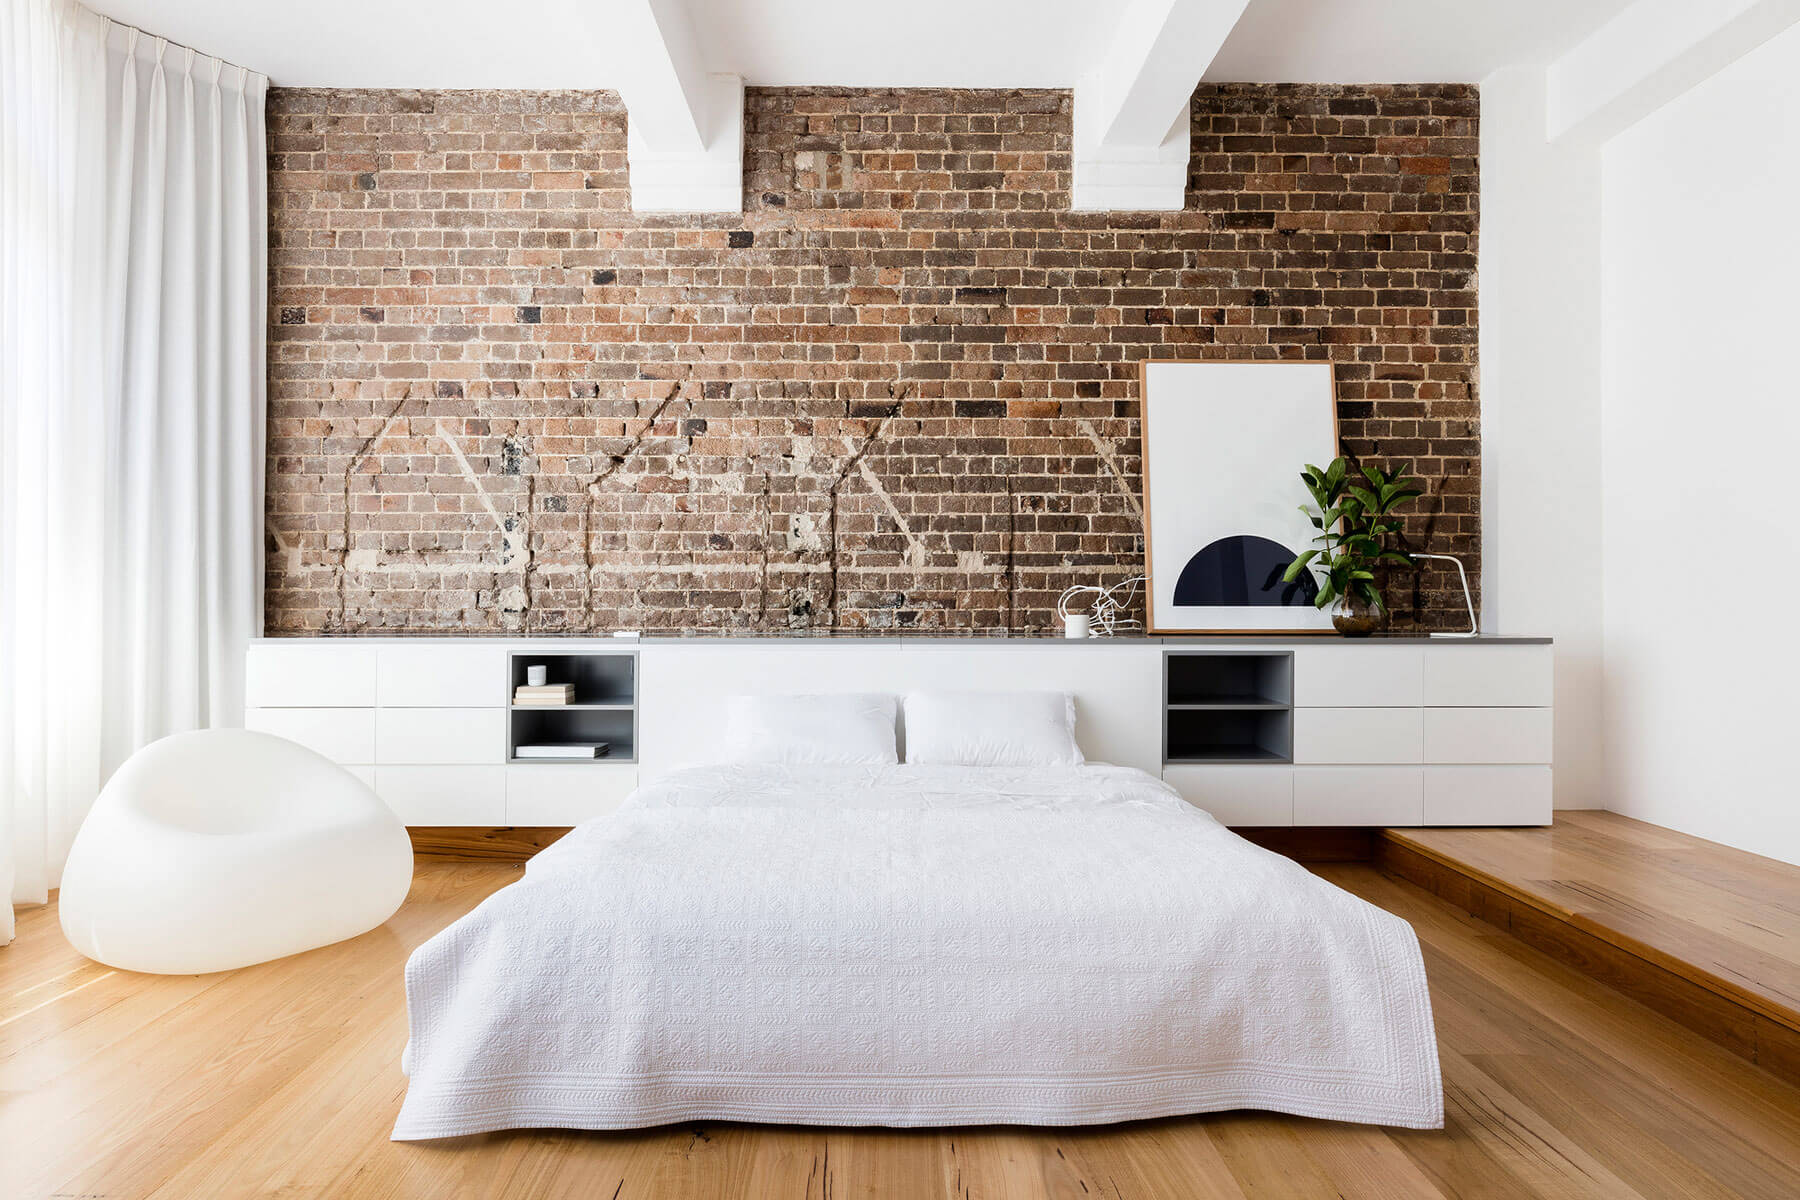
[1,2,268,940]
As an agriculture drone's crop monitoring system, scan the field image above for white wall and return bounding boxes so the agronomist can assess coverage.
[1479,66,1607,808]
[1599,20,1800,862]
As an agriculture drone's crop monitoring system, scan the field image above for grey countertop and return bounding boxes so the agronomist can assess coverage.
[253,632,1550,646]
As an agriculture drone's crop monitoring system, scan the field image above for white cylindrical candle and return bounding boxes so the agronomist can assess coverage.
[1063,613,1091,639]
[526,665,548,686]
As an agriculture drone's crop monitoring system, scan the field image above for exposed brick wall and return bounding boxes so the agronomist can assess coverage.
[266,84,1478,635]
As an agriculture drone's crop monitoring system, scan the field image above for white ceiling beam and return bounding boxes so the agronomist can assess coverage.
[1548,0,1800,144]
[611,0,744,212]
[1072,0,1250,211]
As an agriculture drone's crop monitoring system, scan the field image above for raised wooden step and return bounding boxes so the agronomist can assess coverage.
[1377,811,1800,1085]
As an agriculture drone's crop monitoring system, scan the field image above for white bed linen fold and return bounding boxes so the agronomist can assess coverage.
[393,764,1441,1138]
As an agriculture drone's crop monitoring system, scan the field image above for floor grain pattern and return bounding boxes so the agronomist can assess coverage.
[6,860,1800,1199]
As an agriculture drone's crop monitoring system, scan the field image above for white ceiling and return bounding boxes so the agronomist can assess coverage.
[82,0,1637,88]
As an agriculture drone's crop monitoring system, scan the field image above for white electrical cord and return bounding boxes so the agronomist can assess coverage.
[1056,575,1146,638]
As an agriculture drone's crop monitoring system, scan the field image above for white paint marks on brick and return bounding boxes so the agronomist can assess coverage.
[845,436,928,569]
[265,518,304,577]
[786,511,824,552]
[1077,417,1143,521]
[434,418,523,565]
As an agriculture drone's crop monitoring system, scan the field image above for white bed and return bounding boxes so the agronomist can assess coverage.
[392,763,1442,1139]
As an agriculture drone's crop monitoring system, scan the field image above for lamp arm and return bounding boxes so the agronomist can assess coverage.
[1408,553,1478,637]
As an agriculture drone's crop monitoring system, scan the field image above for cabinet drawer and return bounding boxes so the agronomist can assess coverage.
[1425,707,1552,764]
[1294,645,1423,707]
[1424,645,1552,707]
[506,765,639,826]
[1161,765,1293,827]
[373,766,505,825]
[376,708,504,765]
[1424,766,1552,825]
[245,643,377,707]
[1294,708,1423,764]
[1294,767,1424,826]
[245,708,375,765]
[377,644,508,707]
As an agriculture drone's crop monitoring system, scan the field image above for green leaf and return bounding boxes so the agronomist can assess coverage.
[1356,579,1383,610]
[1282,549,1319,582]
[1325,457,1346,493]
[1379,550,1413,565]
[1314,578,1337,609]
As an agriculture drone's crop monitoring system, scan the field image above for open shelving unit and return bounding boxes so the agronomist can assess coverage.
[506,651,638,764]
[1162,651,1294,764]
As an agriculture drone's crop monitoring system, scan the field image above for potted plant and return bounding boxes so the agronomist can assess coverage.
[1284,457,1424,636]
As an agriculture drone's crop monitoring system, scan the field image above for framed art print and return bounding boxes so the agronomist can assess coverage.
[1140,360,1341,633]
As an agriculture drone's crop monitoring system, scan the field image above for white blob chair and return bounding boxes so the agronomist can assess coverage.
[60,729,414,974]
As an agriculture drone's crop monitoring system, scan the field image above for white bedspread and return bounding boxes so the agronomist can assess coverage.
[393,764,1441,1138]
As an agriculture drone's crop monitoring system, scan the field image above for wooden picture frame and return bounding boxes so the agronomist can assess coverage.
[1140,360,1342,634]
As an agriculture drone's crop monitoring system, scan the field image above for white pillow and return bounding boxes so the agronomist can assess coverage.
[903,690,1084,767]
[721,693,899,766]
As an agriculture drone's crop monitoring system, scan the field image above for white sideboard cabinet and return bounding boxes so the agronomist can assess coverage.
[246,635,1552,828]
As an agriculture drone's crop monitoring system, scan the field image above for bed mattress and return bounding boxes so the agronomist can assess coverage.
[392,763,1441,1138]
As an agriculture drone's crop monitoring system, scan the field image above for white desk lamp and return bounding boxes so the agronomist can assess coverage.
[1411,553,1478,638]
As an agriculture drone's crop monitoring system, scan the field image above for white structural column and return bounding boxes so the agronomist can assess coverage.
[1477,66,1604,809]
[1071,0,1249,211]
[612,0,743,213]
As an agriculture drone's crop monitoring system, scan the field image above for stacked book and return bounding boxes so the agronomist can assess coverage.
[514,683,574,706]
[514,743,610,759]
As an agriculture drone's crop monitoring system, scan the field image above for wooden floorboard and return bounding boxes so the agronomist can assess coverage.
[1379,813,1800,1084]
[7,858,1800,1199]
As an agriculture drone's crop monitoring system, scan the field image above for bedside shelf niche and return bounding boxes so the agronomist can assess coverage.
[1163,651,1294,765]
[507,651,638,764]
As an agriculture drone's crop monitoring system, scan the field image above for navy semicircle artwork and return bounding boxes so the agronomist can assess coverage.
[1173,535,1320,608]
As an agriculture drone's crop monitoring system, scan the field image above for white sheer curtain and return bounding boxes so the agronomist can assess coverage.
[1,0,267,942]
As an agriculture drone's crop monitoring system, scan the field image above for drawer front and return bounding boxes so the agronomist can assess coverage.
[1424,766,1552,825]
[1424,645,1553,707]
[1293,767,1424,826]
[1425,707,1553,764]
[1161,765,1294,827]
[1294,645,1423,707]
[376,708,505,765]
[245,642,378,707]
[1294,708,1423,764]
[377,644,508,707]
[373,766,505,825]
[506,765,639,826]
[244,708,376,765]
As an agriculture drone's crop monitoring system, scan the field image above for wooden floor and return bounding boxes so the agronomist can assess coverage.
[1383,811,1800,1082]
[9,861,1800,1199]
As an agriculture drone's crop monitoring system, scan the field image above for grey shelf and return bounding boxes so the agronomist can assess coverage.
[1166,746,1290,765]
[506,755,621,764]
[507,650,638,764]
[1163,650,1295,766]
[1168,698,1288,711]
